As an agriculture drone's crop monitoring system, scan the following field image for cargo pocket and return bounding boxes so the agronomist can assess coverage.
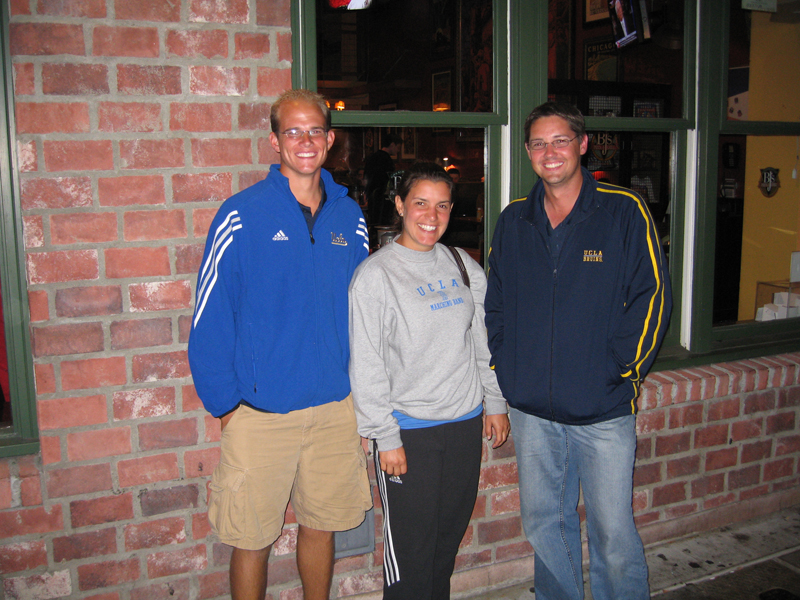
[208,462,248,541]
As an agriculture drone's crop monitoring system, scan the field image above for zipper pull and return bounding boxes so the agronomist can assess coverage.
[310,231,315,244]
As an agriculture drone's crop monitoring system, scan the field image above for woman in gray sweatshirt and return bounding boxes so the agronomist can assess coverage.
[349,162,509,599]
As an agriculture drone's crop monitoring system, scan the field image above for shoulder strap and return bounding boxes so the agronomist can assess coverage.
[447,246,470,288]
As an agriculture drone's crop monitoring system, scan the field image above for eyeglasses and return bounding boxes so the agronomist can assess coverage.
[280,128,328,139]
[526,135,579,152]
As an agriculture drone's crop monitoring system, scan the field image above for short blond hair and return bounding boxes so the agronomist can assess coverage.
[270,89,331,133]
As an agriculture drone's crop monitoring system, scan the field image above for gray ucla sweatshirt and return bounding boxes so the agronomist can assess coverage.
[348,241,507,452]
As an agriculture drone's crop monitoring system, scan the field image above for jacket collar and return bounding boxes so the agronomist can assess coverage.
[522,167,600,228]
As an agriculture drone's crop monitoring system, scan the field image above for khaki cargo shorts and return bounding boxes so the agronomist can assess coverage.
[208,395,372,550]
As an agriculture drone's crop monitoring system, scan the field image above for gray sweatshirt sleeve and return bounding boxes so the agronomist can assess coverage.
[349,270,404,452]
[461,250,508,416]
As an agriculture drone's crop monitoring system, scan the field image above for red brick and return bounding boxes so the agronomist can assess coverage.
[707,397,740,421]
[636,409,665,434]
[28,290,49,322]
[744,389,777,413]
[132,350,191,382]
[665,503,698,519]
[139,418,198,451]
[116,0,180,21]
[120,138,184,169]
[53,528,116,563]
[185,447,220,478]
[636,436,652,460]
[203,415,221,442]
[56,286,123,317]
[70,493,134,528]
[478,462,518,490]
[666,404,701,429]
[33,322,104,357]
[125,517,186,550]
[176,244,204,274]
[67,427,132,461]
[10,23,84,56]
[193,207,220,237]
[147,544,207,578]
[10,0,31,15]
[655,431,690,456]
[235,33,269,59]
[166,29,227,58]
[43,63,109,95]
[767,412,796,435]
[476,516,522,545]
[256,0,290,26]
[705,447,738,471]
[41,435,61,465]
[0,505,63,540]
[51,212,117,245]
[27,250,99,284]
[113,387,177,421]
[455,548,491,572]
[18,139,38,171]
[117,64,182,95]
[20,176,92,210]
[110,318,172,350]
[277,31,292,62]
[98,174,166,206]
[123,209,187,242]
[130,580,190,600]
[118,453,180,487]
[61,356,127,391]
[129,280,192,311]
[78,558,139,591]
[47,463,112,498]
[257,138,279,164]
[731,417,763,441]
[21,476,42,508]
[764,458,794,481]
[182,384,203,412]
[779,386,800,408]
[16,102,89,134]
[198,570,229,600]
[652,481,686,507]
[190,0,248,23]
[0,478,10,511]
[0,541,47,574]
[14,62,34,94]
[239,102,275,131]
[704,492,737,509]
[489,488,520,515]
[257,67,292,98]
[694,423,729,448]
[728,464,761,489]
[35,363,56,394]
[105,246,170,278]
[189,65,249,96]
[39,0,106,17]
[690,473,725,498]
[633,462,662,486]
[170,102,232,132]
[172,172,232,204]
[667,455,700,478]
[741,440,773,463]
[99,102,162,132]
[140,484,200,517]
[191,138,252,167]
[93,26,158,57]
[777,435,800,456]
[24,215,44,248]
[191,513,211,543]
[38,394,107,430]
[44,140,114,171]
[740,484,769,500]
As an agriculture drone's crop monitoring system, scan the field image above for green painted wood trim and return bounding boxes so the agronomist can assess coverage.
[0,4,39,456]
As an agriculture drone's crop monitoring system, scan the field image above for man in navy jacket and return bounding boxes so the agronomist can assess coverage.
[485,102,671,600]
[188,89,371,600]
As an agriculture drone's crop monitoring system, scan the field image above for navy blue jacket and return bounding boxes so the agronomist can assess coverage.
[485,168,671,424]
[188,165,370,417]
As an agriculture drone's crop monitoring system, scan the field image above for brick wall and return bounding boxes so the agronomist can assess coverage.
[1,2,799,599]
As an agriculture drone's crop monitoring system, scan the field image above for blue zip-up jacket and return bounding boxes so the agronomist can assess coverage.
[188,165,370,417]
[485,168,671,424]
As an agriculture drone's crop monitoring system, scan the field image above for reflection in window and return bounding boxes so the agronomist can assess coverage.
[0,278,10,430]
[324,126,486,263]
[713,136,800,325]
[548,0,684,119]
[316,0,493,113]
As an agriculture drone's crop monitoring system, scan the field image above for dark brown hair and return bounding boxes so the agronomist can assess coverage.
[523,102,586,144]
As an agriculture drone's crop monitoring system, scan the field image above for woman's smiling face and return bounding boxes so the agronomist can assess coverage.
[394,179,453,253]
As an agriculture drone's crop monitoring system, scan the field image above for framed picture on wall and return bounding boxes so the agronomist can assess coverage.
[584,38,618,81]
[585,0,609,24]
[401,128,416,159]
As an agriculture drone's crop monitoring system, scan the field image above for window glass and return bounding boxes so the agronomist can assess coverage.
[727,1,800,123]
[548,0,684,118]
[316,0,493,112]
[713,135,800,325]
[325,126,486,263]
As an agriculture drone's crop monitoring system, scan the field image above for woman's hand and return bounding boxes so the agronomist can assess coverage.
[484,413,510,448]
[380,446,408,476]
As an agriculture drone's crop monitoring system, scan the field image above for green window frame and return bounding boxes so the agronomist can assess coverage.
[0,3,39,457]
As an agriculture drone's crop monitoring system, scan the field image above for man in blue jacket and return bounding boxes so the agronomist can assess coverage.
[188,89,372,600]
[485,102,671,600]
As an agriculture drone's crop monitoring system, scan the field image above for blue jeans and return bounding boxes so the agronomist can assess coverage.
[510,410,649,600]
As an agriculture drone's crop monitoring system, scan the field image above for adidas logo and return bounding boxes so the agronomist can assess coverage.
[272,230,289,241]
